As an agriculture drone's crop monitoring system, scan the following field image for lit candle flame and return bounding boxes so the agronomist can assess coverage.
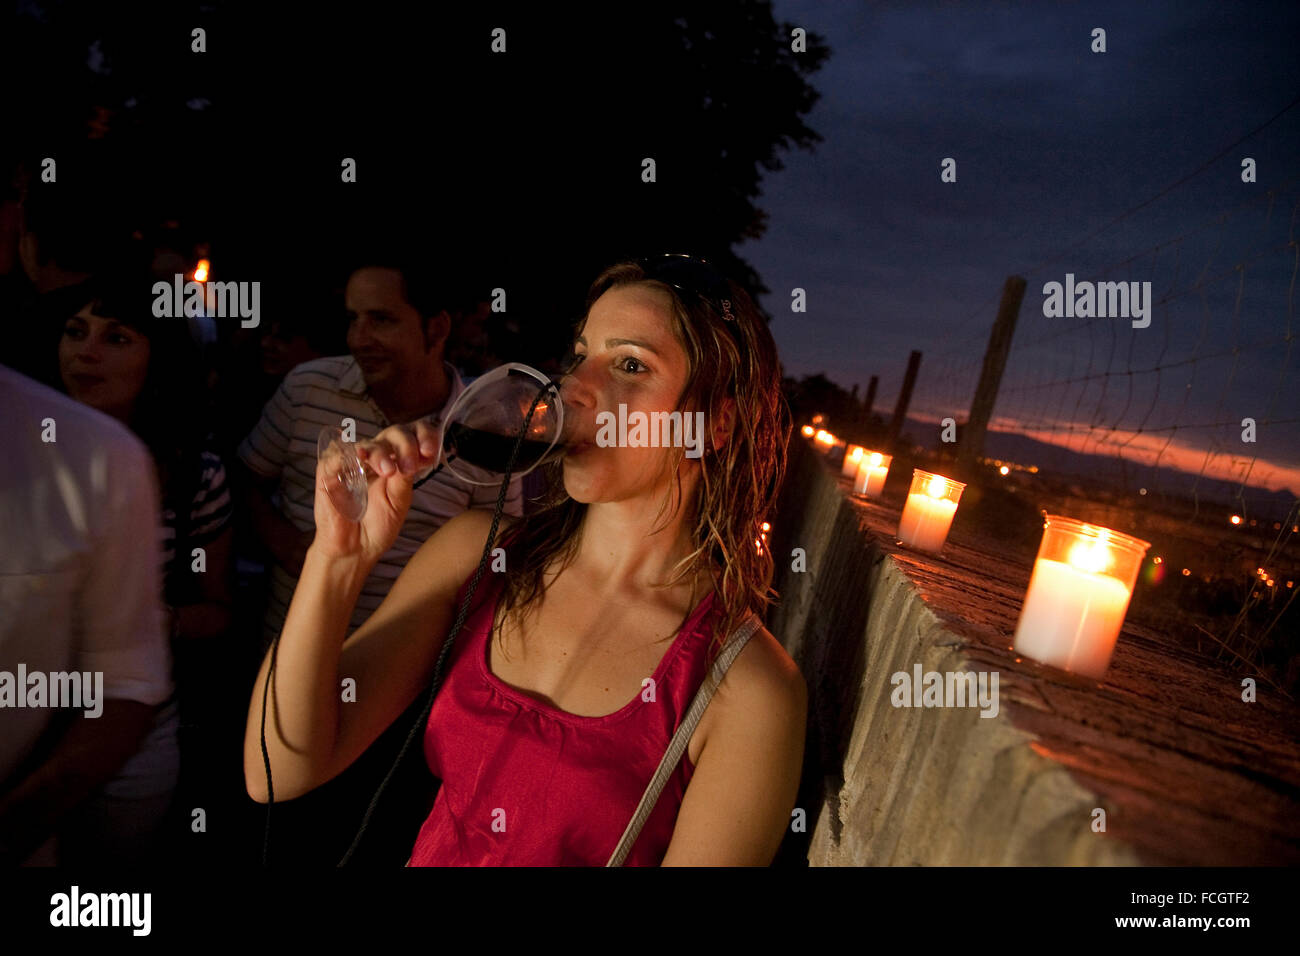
[925,474,947,499]
[868,452,883,468]
[1067,528,1112,574]
[193,259,210,282]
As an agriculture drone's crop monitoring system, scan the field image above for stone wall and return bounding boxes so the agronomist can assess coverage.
[768,437,1300,866]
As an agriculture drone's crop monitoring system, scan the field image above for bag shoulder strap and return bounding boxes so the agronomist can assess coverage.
[606,611,763,866]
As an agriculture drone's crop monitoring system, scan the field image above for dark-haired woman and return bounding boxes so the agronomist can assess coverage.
[245,257,807,866]
[57,285,235,862]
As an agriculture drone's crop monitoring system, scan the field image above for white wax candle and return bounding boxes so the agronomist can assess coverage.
[897,493,958,552]
[841,445,865,478]
[1013,558,1132,679]
[854,457,889,497]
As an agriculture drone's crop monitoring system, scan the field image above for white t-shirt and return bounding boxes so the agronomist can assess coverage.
[0,364,174,790]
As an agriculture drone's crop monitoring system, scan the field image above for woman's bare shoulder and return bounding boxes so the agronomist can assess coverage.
[689,621,807,784]
[414,509,524,590]
[449,507,523,544]
[713,623,807,720]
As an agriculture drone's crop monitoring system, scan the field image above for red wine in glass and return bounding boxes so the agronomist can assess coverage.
[443,421,567,474]
[315,363,573,522]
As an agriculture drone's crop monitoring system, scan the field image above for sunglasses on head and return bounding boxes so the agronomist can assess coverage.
[637,253,737,325]
[560,254,743,380]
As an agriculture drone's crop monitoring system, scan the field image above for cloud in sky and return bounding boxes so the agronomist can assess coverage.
[908,408,1300,496]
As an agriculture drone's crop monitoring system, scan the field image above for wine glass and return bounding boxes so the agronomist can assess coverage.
[439,362,570,485]
[317,424,372,522]
[315,363,574,522]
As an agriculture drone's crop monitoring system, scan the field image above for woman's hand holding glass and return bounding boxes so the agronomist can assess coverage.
[313,419,442,566]
[313,363,569,567]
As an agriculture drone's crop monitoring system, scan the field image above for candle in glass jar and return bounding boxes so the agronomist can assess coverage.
[853,451,891,498]
[1013,518,1149,679]
[896,471,963,553]
[841,445,865,478]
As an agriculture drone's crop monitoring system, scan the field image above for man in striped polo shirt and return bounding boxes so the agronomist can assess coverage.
[237,263,523,651]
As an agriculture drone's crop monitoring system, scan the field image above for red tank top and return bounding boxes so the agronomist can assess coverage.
[408,568,719,866]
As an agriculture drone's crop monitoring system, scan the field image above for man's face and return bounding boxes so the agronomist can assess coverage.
[344,267,434,388]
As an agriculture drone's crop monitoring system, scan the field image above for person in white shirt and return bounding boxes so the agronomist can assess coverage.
[0,362,175,865]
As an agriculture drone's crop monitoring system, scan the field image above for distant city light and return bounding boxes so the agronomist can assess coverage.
[1139,488,1147,495]
[999,465,1010,476]
[811,414,824,425]
[1182,568,1191,576]
[1230,515,1242,525]
[1153,556,1163,564]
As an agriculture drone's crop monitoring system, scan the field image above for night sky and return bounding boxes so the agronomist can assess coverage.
[7,2,1297,495]
[743,0,1300,495]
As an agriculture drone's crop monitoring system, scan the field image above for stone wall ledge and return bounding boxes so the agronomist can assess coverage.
[769,438,1300,866]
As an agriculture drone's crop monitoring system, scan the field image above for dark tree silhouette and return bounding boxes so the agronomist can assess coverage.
[784,372,885,445]
[6,1,830,364]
